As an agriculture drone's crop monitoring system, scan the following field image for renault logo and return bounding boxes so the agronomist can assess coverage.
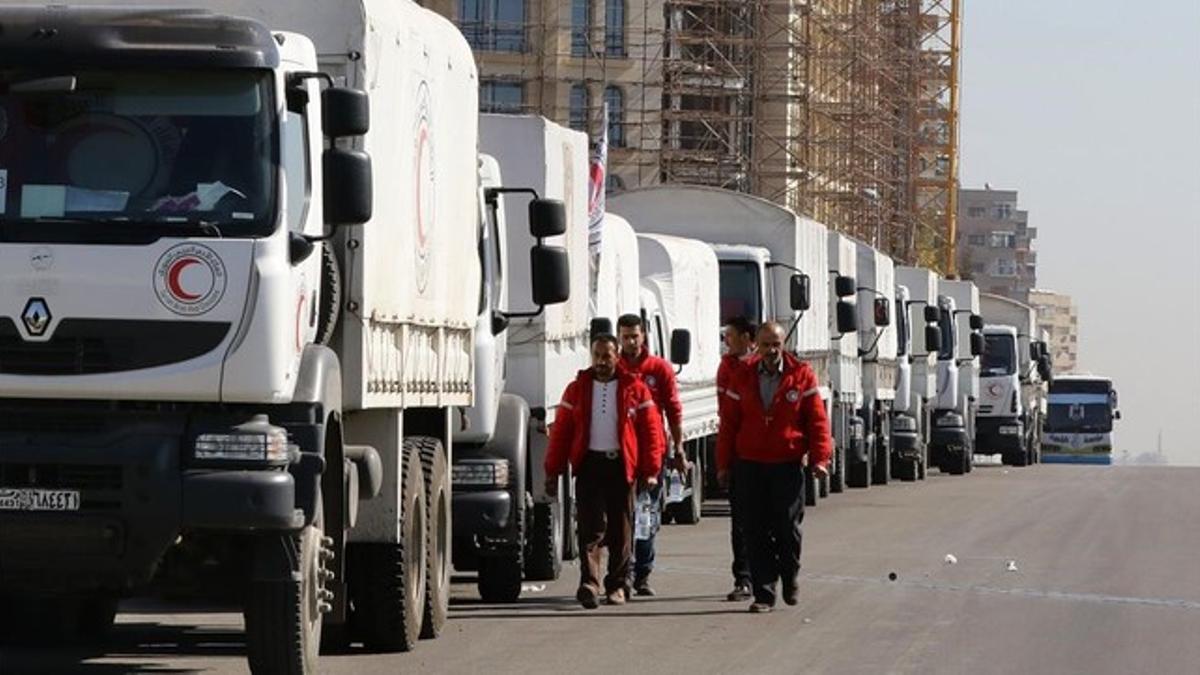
[22,297,51,337]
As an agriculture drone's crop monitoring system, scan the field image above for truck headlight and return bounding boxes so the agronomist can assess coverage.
[195,428,290,462]
[452,459,510,488]
[892,416,917,432]
[999,425,1021,435]
[935,413,964,428]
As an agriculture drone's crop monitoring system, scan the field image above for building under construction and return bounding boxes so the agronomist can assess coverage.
[428,0,961,270]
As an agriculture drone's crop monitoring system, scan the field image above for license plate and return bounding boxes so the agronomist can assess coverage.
[0,488,81,511]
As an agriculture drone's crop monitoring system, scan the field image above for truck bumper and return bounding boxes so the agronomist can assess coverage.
[975,417,1024,453]
[892,430,920,459]
[451,489,518,570]
[929,426,970,465]
[0,416,301,595]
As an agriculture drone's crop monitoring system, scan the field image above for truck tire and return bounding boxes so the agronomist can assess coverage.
[804,466,818,507]
[1014,447,1029,467]
[561,470,579,561]
[76,595,119,639]
[674,451,704,525]
[830,443,846,494]
[847,447,871,488]
[819,471,830,498]
[524,499,563,581]
[417,438,450,639]
[478,548,523,603]
[348,440,426,652]
[315,244,341,347]
[946,450,966,475]
[245,522,329,675]
[895,457,918,482]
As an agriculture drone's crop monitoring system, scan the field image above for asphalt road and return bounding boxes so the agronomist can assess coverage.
[4,463,1199,674]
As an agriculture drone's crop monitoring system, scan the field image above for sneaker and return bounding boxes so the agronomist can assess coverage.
[576,586,599,610]
[633,577,656,597]
[605,588,627,606]
[748,602,773,614]
[782,579,799,606]
[726,583,752,602]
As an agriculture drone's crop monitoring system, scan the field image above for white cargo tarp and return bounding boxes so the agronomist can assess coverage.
[594,213,641,325]
[636,234,721,386]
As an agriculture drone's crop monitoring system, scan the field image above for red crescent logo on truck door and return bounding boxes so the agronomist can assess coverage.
[153,244,227,316]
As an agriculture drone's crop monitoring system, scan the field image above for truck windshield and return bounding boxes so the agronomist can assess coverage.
[896,298,909,357]
[718,260,762,324]
[937,307,955,360]
[981,334,1015,375]
[0,69,276,239]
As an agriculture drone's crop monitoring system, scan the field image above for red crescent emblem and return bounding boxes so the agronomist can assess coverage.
[167,257,203,301]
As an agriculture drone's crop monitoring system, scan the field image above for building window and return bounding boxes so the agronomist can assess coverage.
[605,86,624,146]
[571,0,591,56]
[480,80,523,113]
[967,233,985,246]
[569,83,590,132]
[989,231,1016,248]
[459,0,526,52]
[605,0,625,56]
[995,259,1017,277]
[995,202,1013,219]
[967,206,985,218]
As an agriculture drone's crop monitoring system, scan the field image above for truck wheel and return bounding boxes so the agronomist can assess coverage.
[918,451,927,480]
[524,500,563,581]
[946,450,966,475]
[1014,447,1029,467]
[675,452,704,525]
[830,444,846,494]
[819,471,830,498]
[804,466,818,507]
[76,595,119,639]
[895,458,917,482]
[417,438,450,639]
[245,522,329,675]
[965,451,974,473]
[478,552,523,603]
[349,440,426,652]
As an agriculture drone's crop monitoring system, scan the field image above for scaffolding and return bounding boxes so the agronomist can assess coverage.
[435,0,961,269]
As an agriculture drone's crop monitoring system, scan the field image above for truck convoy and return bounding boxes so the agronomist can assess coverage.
[977,293,1053,467]
[1042,376,1119,464]
[0,3,569,673]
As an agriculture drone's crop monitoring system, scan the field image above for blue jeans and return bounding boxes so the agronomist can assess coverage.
[631,479,662,581]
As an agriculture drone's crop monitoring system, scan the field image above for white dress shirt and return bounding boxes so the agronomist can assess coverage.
[588,379,620,451]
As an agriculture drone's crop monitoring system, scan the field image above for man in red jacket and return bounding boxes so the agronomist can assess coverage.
[616,313,686,597]
[717,321,832,613]
[545,334,665,609]
[716,315,756,602]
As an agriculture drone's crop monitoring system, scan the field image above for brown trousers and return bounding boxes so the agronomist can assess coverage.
[575,452,634,594]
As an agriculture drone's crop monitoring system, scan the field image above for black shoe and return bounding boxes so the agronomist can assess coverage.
[726,583,752,602]
[633,576,656,597]
[782,579,799,606]
[576,586,599,609]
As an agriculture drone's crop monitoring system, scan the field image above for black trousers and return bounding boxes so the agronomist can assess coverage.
[733,459,805,605]
[728,473,751,587]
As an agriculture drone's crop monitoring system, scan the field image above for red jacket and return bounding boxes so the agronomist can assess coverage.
[716,353,751,418]
[545,368,666,484]
[716,352,833,473]
[620,346,682,433]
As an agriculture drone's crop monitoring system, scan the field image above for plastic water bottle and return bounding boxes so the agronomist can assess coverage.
[635,490,654,541]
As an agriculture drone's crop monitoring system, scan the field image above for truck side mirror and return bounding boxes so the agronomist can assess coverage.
[1114,410,1122,420]
[324,148,372,226]
[1037,356,1052,382]
[590,317,613,341]
[835,275,856,298]
[923,305,939,323]
[529,199,567,238]
[836,300,858,334]
[873,297,891,327]
[1029,343,1040,360]
[790,274,811,311]
[530,245,570,306]
[970,313,984,331]
[970,332,985,356]
[670,329,691,366]
[924,325,942,353]
[322,87,370,137]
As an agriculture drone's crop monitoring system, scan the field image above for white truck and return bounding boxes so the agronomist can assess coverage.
[852,239,898,486]
[828,232,866,491]
[978,293,1051,467]
[610,186,852,506]
[636,233,720,524]
[893,267,943,480]
[453,114,590,601]
[0,3,568,671]
[931,280,985,475]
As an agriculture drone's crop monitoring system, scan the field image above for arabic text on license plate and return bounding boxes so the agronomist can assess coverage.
[0,488,81,511]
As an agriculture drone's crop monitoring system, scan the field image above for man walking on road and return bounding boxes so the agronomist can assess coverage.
[616,314,687,597]
[717,316,756,602]
[717,322,832,613]
[546,334,665,609]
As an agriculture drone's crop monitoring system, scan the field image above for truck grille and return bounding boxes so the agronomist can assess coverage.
[0,463,123,491]
[0,318,229,375]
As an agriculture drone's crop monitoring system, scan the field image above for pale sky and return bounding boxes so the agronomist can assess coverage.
[959,1,1200,466]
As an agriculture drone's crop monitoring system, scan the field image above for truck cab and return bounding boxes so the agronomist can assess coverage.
[977,325,1026,463]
